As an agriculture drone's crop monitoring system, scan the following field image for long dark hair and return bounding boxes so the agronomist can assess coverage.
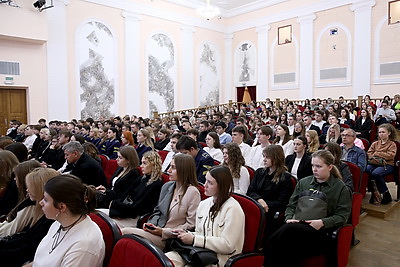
[45,174,97,215]
[208,166,233,220]
[263,145,287,183]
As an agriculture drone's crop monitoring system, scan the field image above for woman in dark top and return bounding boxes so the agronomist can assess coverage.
[324,142,353,191]
[247,145,293,239]
[154,128,170,151]
[0,151,20,217]
[108,151,163,223]
[354,108,373,140]
[285,136,313,180]
[99,127,121,159]
[95,146,141,208]
[135,128,154,163]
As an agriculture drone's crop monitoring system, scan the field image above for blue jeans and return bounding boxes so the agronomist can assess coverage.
[366,164,395,193]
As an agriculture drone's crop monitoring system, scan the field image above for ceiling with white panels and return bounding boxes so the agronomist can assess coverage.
[164,0,291,17]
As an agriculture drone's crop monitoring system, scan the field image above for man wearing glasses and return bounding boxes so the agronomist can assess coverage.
[341,129,367,172]
[374,100,396,124]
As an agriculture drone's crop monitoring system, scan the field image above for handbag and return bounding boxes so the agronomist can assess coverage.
[166,238,219,267]
[368,156,387,169]
[294,189,328,221]
[370,180,382,205]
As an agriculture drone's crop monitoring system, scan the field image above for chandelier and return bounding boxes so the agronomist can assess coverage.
[196,0,220,20]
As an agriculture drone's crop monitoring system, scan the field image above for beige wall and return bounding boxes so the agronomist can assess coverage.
[0,0,399,121]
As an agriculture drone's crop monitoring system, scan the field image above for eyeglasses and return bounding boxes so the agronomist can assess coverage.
[341,134,355,137]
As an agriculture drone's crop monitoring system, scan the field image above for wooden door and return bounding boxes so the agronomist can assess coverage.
[0,88,27,135]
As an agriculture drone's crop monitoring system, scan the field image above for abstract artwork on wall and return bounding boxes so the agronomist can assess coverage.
[234,42,257,85]
[78,21,115,119]
[147,33,176,117]
[199,42,220,106]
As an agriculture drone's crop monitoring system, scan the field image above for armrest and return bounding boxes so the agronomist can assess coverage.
[136,212,153,228]
[224,252,264,267]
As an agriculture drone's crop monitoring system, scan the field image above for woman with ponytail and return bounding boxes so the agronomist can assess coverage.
[264,150,352,267]
[26,175,105,267]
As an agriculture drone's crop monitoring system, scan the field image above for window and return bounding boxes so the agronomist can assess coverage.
[278,25,292,45]
[389,0,400,24]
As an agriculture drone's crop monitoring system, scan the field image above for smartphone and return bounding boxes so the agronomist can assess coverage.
[145,224,156,230]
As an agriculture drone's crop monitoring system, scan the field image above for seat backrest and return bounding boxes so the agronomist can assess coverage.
[359,137,370,152]
[214,160,220,165]
[89,211,121,267]
[245,165,255,182]
[199,142,207,148]
[104,159,119,186]
[231,193,266,253]
[343,161,361,193]
[369,121,377,143]
[157,150,169,163]
[99,155,108,170]
[108,234,174,267]
[161,173,170,184]
[197,183,209,200]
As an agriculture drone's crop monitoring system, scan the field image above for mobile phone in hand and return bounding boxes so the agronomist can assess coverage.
[145,224,156,230]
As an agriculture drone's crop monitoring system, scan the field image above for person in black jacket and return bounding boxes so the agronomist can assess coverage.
[285,136,313,180]
[247,145,294,243]
[95,146,141,208]
[62,141,107,187]
[107,151,163,227]
[354,108,373,140]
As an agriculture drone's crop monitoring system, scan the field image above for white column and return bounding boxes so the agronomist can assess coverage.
[180,25,196,110]
[122,11,141,116]
[297,14,316,99]
[256,25,270,101]
[224,34,234,102]
[350,0,376,97]
[47,0,70,120]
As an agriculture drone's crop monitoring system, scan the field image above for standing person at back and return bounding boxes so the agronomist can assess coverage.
[231,126,252,165]
[176,136,214,184]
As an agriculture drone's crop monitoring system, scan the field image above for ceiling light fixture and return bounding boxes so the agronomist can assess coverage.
[196,0,220,20]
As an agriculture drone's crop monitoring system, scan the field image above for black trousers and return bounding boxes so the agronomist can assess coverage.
[264,222,330,267]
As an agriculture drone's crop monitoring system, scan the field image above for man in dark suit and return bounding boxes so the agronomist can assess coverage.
[303,115,321,136]
[62,141,107,186]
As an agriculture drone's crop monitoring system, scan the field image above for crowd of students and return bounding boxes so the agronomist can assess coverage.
[0,94,399,266]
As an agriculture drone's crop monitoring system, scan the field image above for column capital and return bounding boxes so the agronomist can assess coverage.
[350,0,376,12]
[180,25,196,34]
[297,14,316,25]
[54,0,70,7]
[256,25,270,34]
[224,33,233,40]
[121,11,141,21]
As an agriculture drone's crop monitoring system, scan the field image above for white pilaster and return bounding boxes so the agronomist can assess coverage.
[122,11,141,116]
[350,0,376,97]
[224,34,234,102]
[256,25,270,101]
[47,0,70,120]
[179,25,195,110]
[297,14,316,99]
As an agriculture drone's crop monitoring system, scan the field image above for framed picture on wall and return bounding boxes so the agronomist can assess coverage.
[389,0,400,24]
[278,25,292,45]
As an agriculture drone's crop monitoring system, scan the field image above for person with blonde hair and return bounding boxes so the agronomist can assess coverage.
[0,167,58,267]
[306,130,320,153]
[325,123,341,144]
[136,128,154,163]
[107,151,163,228]
[122,153,200,250]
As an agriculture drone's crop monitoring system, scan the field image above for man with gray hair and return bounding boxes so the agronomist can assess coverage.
[63,141,107,186]
[340,129,367,172]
